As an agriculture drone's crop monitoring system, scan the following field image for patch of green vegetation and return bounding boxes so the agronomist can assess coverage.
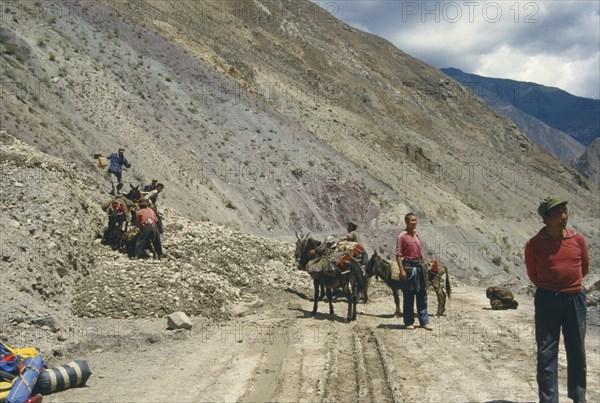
[4,43,17,55]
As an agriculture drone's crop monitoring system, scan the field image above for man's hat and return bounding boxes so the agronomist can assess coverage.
[118,148,125,152]
[138,199,150,207]
[151,179,158,184]
[347,220,358,227]
[537,196,568,217]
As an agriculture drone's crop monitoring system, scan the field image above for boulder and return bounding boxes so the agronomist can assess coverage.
[166,311,192,330]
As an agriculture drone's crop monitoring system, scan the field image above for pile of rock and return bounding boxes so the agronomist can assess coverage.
[72,211,309,320]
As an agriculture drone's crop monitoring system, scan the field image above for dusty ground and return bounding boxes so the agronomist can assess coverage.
[44,282,600,403]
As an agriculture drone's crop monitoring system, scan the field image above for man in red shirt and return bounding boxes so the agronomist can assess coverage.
[135,201,163,259]
[396,212,432,331]
[525,196,589,403]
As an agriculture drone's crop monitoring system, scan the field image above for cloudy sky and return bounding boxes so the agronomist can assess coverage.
[315,0,600,99]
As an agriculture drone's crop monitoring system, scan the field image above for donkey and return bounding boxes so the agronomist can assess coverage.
[295,234,365,322]
[101,192,135,250]
[425,259,452,316]
[366,251,451,317]
[103,202,127,250]
[123,184,141,203]
[365,251,405,318]
[294,233,326,300]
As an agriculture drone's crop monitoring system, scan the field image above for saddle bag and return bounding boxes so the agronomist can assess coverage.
[329,250,352,271]
[335,241,364,261]
[486,287,519,310]
[307,256,337,277]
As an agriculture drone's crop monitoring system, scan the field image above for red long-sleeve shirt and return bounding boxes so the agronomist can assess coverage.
[525,228,589,293]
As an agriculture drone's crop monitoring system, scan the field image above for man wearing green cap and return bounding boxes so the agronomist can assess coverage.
[525,196,589,403]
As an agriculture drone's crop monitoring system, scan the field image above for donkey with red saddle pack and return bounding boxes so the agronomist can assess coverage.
[295,233,365,322]
[100,184,141,250]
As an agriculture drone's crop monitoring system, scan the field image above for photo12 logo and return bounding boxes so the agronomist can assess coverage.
[400,1,540,24]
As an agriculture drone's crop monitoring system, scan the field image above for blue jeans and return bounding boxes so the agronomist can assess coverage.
[401,286,429,326]
[535,288,587,403]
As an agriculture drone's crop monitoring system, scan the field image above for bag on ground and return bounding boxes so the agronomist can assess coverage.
[33,360,92,395]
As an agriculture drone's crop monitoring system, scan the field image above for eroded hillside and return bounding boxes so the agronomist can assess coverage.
[0,0,598,286]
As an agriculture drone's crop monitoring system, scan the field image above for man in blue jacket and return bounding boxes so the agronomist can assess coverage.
[107,148,131,195]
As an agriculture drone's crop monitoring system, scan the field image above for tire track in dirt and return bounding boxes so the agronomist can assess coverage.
[353,331,371,402]
[240,331,288,402]
[352,327,394,402]
[322,333,341,403]
[322,323,367,403]
[298,332,329,401]
[272,342,304,402]
[369,327,406,402]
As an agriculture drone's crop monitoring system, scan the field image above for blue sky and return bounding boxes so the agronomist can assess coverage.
[315,0,600,99]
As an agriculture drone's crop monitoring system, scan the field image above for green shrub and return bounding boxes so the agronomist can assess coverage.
[4,43,17,55]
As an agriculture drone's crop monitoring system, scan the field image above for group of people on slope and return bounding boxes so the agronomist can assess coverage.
[386,196,589,403]
[104,148,165,259]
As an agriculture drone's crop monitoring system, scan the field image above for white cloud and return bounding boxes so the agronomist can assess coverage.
[475,46,600,98]
[325,0,600,99]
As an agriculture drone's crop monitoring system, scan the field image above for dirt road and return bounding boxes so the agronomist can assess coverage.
[46,283,599,402]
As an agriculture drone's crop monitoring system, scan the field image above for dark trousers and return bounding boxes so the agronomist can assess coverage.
[135,225,163,258]
[401,286,429,326]
[108,170,123,194]
[535,288,587,403]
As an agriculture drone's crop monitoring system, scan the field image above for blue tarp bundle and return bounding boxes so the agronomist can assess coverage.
[5,355,45,403]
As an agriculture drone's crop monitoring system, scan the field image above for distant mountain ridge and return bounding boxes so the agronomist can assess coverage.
[442,68,600,147]
[496,103,585,165]
[574,138,600,190]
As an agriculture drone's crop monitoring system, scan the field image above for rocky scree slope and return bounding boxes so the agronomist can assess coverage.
[0,0,597,288]
[0,0,595,234]
[0,131,308,355]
